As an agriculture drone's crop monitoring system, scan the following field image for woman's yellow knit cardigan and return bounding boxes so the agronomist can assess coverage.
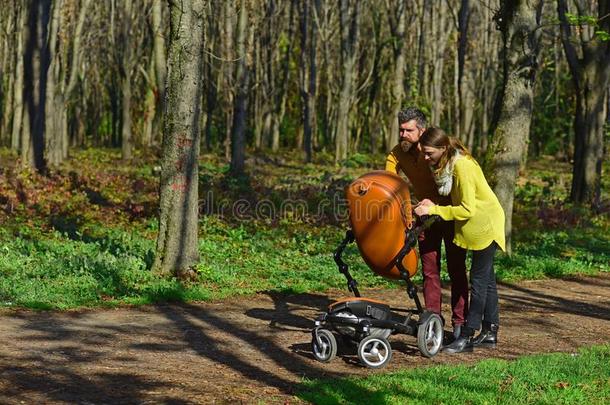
[428,156,506,252]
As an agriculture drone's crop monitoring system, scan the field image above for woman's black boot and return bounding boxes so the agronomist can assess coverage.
[443,326,474,354]
[472,322,498,348]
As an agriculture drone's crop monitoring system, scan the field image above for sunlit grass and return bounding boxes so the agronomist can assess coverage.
[298,345,610,404]
[0,149,608,309]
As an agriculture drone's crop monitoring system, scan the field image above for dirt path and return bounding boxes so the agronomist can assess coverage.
[1,273,610,404]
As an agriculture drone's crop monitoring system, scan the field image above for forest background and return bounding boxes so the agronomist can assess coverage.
[0,0,608,309]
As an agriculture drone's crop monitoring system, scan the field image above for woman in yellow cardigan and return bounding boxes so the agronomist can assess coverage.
[414,127,505,354]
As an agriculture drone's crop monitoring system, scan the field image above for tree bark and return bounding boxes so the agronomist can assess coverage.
[558,0,610,208]
[335,0,360,162]
[230,0,252,175]
[430,0,451,125]
[153,0,205,277]
[1,4,17,147]
[222,0,235,160]
[387,0,407,150]
[10,4,26,152]
[22,0,51,172]
[152,0,167,145]
[120,0,134,160]
[44,0,62,167]
[457,0,476,149]
[299,0,317,162]
[489,0,543,253]
[270,0,295,152]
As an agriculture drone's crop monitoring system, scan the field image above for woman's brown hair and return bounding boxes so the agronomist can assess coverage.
[419,127,471,174]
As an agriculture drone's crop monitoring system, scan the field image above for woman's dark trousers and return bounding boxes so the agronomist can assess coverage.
[464,242,499,331]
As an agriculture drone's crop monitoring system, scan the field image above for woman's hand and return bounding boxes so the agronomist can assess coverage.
[418,199,434,207]
[414,204,431,216]
[415,199,435,216]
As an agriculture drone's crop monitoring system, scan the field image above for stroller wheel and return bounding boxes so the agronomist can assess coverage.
[357,336,392,368]
[312,329,337,363]
[417,312,444,358]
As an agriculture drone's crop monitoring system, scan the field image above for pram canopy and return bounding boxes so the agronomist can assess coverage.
[346,170,418,279]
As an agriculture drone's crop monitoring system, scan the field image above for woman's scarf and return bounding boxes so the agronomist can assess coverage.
[433,151,461,196]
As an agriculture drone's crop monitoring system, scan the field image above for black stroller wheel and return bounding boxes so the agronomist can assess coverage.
[417,312,444,358]
[357,336,392,368]
[312,329,337,363]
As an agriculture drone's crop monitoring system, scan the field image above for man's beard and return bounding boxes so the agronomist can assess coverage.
[400,140,414,152]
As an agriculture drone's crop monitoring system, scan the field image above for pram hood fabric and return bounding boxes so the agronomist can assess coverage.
[346,171,418,279]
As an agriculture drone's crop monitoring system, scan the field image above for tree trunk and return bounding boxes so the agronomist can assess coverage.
[270,0,295,152]
[152,0,167,145]
[222,0,235,160]
[387,0,407,150]
[458,0,476,149]
[558,0,610,208]
[22,0,51,172]
[120,0,133,160]
[300,0,317,162]
[44,0,62,167]
[230,0,251,176]
[11,4,26,152]
[1,5,16,147]
[121,74,133,159]
[430,0,451,126]
[570,66,608,207]
[153,0,205,277]
[489,0,543,253]
[335,0,360,162]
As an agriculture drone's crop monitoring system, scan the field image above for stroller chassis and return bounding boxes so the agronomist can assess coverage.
[312,217,444,368]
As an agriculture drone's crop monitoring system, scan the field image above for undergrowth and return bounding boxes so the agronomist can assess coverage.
[0,148,608,309]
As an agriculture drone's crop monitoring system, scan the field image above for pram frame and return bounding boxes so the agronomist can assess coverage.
[312,216,444,367]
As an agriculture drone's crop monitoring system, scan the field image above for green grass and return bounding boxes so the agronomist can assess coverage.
[1,214,607,309]
[0,217,398,309]
[298,345,610,404]
[0,148,608,309]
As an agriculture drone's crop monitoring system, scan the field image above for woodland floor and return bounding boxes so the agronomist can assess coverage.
[1,273,610,404]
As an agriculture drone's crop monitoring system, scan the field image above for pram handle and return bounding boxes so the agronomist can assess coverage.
[334,230,361,297]
[394,215,441,313]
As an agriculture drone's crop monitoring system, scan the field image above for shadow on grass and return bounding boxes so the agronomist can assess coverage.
[4,274,610,402]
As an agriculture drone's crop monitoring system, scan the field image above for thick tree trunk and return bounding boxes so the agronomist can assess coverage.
[570,67,608,207]
[22,0,51,172]
[490,0,543,253]
[558,0,610,208]
[152,0,205,277]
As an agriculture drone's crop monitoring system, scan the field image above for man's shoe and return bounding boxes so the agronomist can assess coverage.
[472,323,498,348]
[443,327,474,354]
[443,324,463,345]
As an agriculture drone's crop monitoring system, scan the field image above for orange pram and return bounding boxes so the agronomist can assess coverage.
[312,171,444,368]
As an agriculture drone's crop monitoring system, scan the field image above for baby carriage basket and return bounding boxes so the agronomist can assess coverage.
[312,171,443,368]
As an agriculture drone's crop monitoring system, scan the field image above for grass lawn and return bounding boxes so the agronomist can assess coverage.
[298,345,610,404]
[0,149,608,309]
